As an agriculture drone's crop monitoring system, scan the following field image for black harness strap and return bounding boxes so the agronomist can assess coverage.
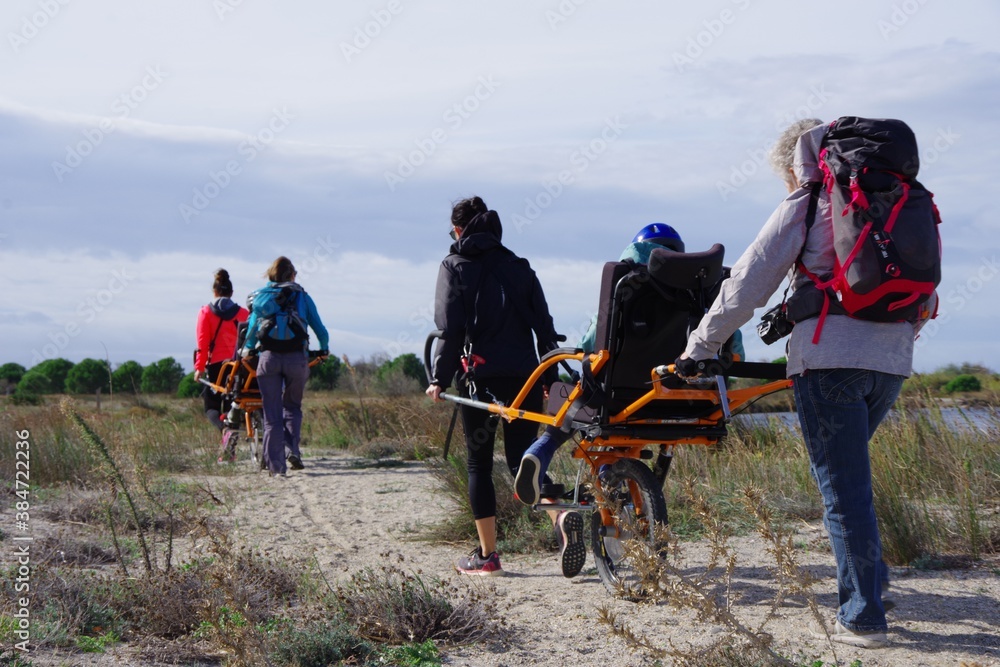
[205,315,229,365]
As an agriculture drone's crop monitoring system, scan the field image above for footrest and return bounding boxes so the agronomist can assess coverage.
[539,483,565,499]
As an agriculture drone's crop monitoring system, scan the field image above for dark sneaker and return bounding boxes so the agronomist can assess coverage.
[556,511,586,578]
[455,548,504,577]
[287,455,304,470]
[515,454,542,505]
[809,618,888,649]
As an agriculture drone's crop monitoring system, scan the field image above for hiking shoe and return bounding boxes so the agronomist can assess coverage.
[515,454,542,505]
[287,455,304,470]
[515,430,564,504]
[217,451,237,464]
[809,618,888,649]
[220,429,239,462]
[556,511,586,578]
[455,548,504,577]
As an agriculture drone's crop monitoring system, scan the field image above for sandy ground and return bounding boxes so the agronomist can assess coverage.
[10,451,999,666]
[223,452,1000,667]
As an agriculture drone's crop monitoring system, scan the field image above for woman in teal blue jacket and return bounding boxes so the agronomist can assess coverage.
[243,256,329,477]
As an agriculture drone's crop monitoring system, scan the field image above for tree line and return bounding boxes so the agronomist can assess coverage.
[0,353,428,405]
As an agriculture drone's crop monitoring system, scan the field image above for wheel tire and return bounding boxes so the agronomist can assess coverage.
[591,458,668,599]
[250,411,266,471]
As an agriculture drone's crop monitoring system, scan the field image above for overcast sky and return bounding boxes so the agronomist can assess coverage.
[1,0,998,373]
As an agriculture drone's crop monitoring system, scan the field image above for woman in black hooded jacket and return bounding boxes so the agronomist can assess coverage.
[426,196,560,576]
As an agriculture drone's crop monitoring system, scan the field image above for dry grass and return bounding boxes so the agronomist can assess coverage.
[597,482,825,666]
[0,406,504,666]
[333,553,506,645]
[423,442,557,554]
[871,395,1000,563]
[3,381,996,666]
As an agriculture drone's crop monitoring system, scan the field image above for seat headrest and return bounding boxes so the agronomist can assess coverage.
[647,244,725,291]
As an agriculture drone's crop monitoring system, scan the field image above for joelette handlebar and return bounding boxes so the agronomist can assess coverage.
[656,359,788,382]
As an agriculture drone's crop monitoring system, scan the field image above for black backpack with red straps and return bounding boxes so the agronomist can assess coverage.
[792,117,941,341]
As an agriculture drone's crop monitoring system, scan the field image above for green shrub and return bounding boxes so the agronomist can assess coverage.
[377,353,426,388]
[111,360,144,394]
[268,618,372,667]
[944,374,981,393]
[140,357,185,394]
[376,639,441,666]
[0,362,25,394]
[16,369,54,395]
[65,359,111,394]
[76,630,121,653]
[307,355,342,390]
[176,373,202,398]
[24,358,74,393]
[9,389,43,405]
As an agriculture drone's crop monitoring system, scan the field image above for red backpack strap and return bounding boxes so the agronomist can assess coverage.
[845,168,870,214]
[797,181,835,345]
[881,171,911,234]
[795,258,834,345]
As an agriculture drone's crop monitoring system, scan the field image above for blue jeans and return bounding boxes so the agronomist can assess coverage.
[793,368,904,632]
[257,350,310,474]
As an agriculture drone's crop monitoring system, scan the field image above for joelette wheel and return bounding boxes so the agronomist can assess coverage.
[591,458,668,599]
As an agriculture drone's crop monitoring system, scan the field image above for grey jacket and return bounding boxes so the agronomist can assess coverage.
[683,123,919,377]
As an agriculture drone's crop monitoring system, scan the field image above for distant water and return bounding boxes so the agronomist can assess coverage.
[734,406,999,434]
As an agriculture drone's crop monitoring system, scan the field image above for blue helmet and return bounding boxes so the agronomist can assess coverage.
[632,223,684,253]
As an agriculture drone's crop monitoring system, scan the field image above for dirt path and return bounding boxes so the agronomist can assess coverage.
[227,452,1000,667]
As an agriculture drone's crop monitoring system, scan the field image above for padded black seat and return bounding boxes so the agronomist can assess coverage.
[648,244,725,292]
[590,244,729,420]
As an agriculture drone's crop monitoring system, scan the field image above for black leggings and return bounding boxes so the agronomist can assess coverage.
[461,376,543,520]
[201,361,228,430]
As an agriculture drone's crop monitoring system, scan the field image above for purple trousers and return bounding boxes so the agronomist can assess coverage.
[257,350,310,474]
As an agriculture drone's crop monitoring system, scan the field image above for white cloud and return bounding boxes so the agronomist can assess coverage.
[1,3,998,373]
[0,249,436,366]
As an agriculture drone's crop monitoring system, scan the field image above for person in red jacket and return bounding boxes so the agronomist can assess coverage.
[193,269,249,435]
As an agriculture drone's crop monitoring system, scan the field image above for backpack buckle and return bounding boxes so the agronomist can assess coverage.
[460,354,486,373]
[459,342,486,399]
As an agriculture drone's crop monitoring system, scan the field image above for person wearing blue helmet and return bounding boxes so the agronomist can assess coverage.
[629,222,685,254]
[512,222,748,580]
[576,223,743,355]
[577,223,685,353]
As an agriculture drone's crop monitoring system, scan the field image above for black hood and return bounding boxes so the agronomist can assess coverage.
[210,297,241,321]
[450,210,504,257]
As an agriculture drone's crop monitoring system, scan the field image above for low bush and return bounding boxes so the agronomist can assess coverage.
[268,618,373,667]
[944,373,982,393]
[333,557,505,645]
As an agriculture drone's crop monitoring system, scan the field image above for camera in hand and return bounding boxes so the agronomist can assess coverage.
[757,303,794,345]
